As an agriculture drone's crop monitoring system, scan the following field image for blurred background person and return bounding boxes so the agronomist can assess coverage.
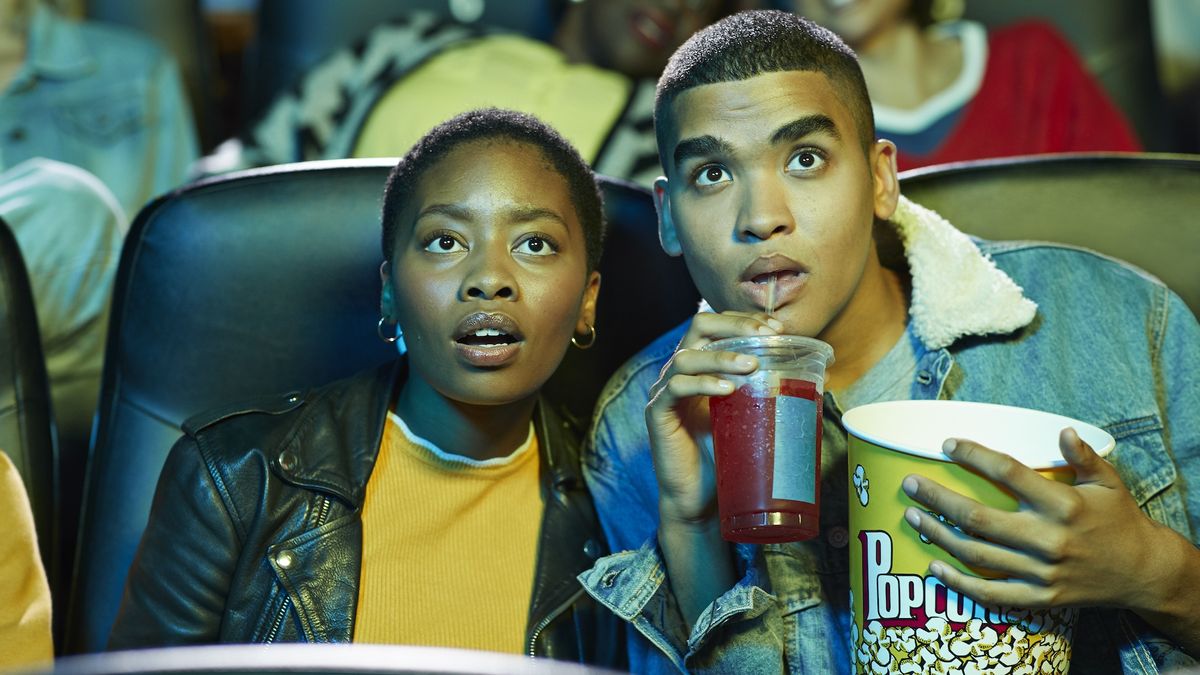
[785,0,1142,169]
[0,0,198,219]
[201,0,736,186]
[0,157,123,463]
[0,158,125,644]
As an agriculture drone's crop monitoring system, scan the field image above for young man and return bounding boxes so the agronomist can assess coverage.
[578,10,1200,673]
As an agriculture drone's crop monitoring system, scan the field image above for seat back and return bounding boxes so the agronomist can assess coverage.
[65,159,697,653]
[0,217,58,587]
[899,153,1200,315]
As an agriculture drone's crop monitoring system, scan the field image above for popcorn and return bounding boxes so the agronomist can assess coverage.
[853,464,870,506]
[852,608,1076,675]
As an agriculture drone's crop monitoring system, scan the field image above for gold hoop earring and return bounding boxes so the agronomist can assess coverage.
[377,316,401,343]
[571,324,596,350]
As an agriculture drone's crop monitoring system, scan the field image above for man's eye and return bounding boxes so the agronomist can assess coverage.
[423,235,466,253]
[787,150,826,172]
[695,165,732,187]
[514,236,555,256]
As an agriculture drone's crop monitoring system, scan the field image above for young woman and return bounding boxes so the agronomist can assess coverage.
[109,109,620,665]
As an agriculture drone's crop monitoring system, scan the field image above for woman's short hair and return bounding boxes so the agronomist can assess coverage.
[381,108,606,272]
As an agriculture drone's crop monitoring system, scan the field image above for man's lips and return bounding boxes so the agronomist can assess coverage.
[454,312,524,367]
[741,254,808,282]
[739,254,810,310]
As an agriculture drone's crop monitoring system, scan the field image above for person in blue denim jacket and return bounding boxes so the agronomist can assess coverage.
[0,0,198,219]
[578,10,1200,674]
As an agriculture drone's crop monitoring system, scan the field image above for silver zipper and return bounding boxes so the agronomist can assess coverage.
[526,586,585,657]
[264,496,335,643]
[263,597,290,644]
[316,496,332,525]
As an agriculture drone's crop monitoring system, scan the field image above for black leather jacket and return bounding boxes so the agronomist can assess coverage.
[109,361,622,666]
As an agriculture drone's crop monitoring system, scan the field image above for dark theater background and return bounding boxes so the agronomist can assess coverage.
[1,1,1197,673]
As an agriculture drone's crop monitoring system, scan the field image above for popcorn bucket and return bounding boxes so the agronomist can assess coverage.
[843,401,1115,675]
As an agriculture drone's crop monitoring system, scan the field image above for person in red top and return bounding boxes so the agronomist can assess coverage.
[789,0,1140,170]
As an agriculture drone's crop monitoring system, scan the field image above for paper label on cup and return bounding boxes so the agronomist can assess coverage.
[773,392,817,502]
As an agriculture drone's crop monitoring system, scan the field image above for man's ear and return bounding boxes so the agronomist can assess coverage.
[870,139,901,221]
[379,260,397,319]
[653,177,683,257]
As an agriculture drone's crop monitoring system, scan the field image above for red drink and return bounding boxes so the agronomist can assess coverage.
[710,378,823,543]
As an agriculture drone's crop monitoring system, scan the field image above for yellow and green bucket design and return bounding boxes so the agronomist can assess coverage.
[843,400,1114,675]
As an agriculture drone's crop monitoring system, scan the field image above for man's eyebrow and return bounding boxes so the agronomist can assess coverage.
[673,135,736,170]
[769,115,841,145]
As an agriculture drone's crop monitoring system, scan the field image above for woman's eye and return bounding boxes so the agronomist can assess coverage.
[423,234,466,253]
[787,150,826,172]
[514,236,555,256]
[695,164,732,187]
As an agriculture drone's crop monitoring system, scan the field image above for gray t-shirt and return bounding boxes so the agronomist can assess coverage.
[803,325,920,662]
[819,323,920,529]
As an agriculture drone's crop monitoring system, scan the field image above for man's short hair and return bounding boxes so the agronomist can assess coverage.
[654,10,875,168]
[381,108,606,272]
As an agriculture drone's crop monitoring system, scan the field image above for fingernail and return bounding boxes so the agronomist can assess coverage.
[735,355,756,369]
[717,379,734,392]
[904,507,921,529]
[767,318,784,331]
[929,561,946,578]
[901,475,918,497]
[757,325,774,335]
[942,438,958,455]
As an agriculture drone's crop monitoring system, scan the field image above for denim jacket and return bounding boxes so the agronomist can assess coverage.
[579,196,1200,674]
[0,4,198,218]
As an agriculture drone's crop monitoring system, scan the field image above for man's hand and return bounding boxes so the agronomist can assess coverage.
[903,428,1200,656]
[646,311,781,525]
[646,310,780,627]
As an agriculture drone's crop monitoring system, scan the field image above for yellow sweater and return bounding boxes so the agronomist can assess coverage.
[0,451,52,669]
[354,413,543,653]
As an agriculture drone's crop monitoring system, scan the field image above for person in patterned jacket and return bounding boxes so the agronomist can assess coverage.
[202,1,734,187]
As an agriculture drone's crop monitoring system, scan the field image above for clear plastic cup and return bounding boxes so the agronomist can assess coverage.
[702,335,834,543]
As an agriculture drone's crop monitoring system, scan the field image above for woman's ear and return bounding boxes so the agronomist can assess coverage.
[654,178,683,257]
[575,271,601,335]
[379,260,397,319]
[871,139,900,221]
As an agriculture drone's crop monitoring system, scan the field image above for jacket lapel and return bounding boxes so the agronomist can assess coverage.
[264,361,399,642]
[267,511,363,642]
[525,400,599,650]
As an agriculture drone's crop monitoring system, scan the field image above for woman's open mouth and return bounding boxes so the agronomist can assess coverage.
[453,313,524,367]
